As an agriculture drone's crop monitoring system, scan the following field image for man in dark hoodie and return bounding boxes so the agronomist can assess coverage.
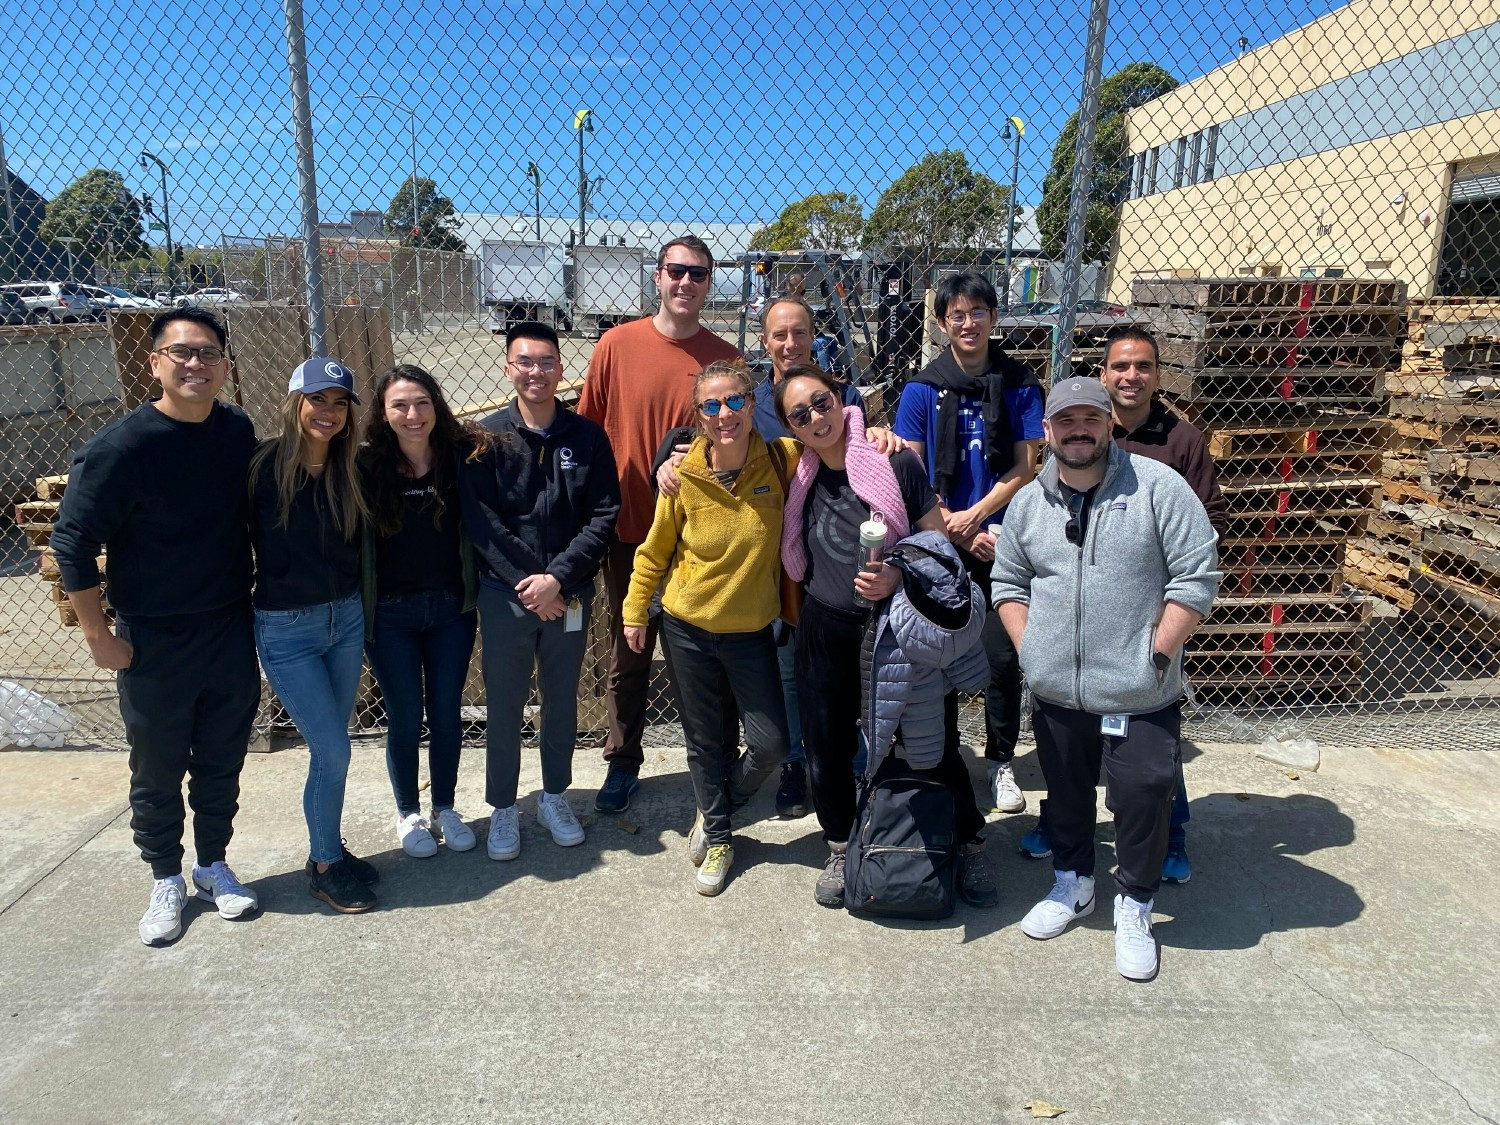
[462,321,620,863]
[893,271,1043,818]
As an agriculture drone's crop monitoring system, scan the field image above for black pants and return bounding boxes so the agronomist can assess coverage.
[943,547,1021,764]
[116,608,261,878]
[798,596,986,846]
[661,614,788,844]
[1030,696,1181,903]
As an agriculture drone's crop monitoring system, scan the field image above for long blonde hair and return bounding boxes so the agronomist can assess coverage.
[249,391,366,540]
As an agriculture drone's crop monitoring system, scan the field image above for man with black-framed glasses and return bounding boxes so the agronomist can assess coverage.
[992,378,1220,981]
[577,236,742,813]
[52,307,261,946]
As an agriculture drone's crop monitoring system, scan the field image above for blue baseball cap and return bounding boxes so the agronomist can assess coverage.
[288,356,361,404]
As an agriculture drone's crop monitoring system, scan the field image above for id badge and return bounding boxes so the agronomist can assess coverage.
[1100,714,1129,738]
[564,599,584,633]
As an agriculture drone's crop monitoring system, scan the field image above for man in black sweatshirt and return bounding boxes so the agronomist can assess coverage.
[51,308,261,946]
[460,321,620,863]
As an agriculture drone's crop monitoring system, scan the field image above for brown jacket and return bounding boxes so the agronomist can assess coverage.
[1113,402,1229,541]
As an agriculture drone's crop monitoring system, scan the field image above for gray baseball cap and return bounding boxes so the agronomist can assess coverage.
[1044,377,1111,419]
[288,356,361,404]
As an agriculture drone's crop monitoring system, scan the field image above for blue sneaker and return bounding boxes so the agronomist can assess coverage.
[1019,823,1051,859]
[1162,845,1191,884]
[594,764,640,814]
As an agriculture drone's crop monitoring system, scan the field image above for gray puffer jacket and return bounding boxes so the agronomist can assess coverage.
[860,531,990,771]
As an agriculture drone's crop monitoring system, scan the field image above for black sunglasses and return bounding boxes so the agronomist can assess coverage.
[1065,491,1087,546]
[786,390,838,430]
[698,393,747,417]
[662,263,710,282]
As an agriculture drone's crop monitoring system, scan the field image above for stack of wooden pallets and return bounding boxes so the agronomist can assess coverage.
[1133,276,1405,704]
[14,474,107,628]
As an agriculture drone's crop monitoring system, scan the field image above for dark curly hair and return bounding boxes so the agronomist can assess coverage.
[359,364,490,537]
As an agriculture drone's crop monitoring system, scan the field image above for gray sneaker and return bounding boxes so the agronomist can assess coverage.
[139,875,186,946]
[814,845,847,908]
[191,861,258,919]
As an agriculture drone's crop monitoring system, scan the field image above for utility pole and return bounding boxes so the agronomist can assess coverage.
[574,109,594,245]
[0,121,16,283]
[281,0,327,354]
[527,161,542,241]
[140,152,175,293]
[1001,116,1024,310]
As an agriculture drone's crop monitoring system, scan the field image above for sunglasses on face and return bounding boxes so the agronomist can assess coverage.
[698,393,747,417]
[1064,490,1087,546]
[662,263,710,282]
[786,391,838,430]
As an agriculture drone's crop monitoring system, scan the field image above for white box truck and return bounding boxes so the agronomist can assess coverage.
[572,244,645,336]
[479,240,568,333]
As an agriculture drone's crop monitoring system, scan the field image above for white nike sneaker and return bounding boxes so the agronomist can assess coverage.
[1114,894,1159,981]
[396,812,438,858]
[139,875,186,946]
[191,861,259,919]
[537,792,585,847]
[433,807,476,852]
[989,762,1026,813]
[1019,870,1096,940]
[486,806,521,861]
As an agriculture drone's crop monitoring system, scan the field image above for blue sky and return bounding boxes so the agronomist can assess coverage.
[1,0,1344,246]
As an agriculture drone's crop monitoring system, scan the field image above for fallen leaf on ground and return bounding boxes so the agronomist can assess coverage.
[1234,792,1250,801]
[1285,772,1300,780]
[657,752,667,761]
[1024,1099,1066,1118]
[417,780,430,792]
[618,821,639,834]
[579,814,594,827]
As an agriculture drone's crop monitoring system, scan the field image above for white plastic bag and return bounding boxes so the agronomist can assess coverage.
[0,679,76,749]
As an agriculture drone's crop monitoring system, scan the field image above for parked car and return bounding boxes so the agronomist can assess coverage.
[79,284,164,315]
[0,281,91,324]
[994,300,1134,343]
[0,290,30,326]
[177,287,248,306]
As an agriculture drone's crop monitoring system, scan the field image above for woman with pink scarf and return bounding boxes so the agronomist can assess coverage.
[773,363,953,908]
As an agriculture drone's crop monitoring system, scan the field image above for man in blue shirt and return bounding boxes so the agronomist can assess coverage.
[894,271,1044,815]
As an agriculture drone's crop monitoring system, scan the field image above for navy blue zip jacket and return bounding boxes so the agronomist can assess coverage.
[462,399,620,599]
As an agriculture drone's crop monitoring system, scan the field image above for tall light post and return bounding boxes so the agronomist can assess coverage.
[358,92,422,323]
[57,236,81,281]
[1000,116,1024,310]
[526,161,542,240]
[139,151,174,292]
[0,120,17,283]
[574,109,594,245]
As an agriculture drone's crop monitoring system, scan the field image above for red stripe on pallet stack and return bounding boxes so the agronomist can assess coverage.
[1280,281,1315,400]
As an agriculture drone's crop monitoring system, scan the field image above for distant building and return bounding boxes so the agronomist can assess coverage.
[317,209,386,241]
[2,169,67,279]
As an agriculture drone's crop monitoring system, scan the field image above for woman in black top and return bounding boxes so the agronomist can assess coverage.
[359,364,488,861]
[249,357,373,914]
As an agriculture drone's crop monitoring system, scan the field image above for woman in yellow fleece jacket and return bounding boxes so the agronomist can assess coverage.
[623,359,794,897]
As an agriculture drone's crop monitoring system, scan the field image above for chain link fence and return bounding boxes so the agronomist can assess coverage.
[2,0,1498,752]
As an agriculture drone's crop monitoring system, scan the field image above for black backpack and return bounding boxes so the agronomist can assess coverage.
[843,752,959,920]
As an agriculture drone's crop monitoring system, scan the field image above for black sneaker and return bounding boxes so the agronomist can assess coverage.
[307,859,377,914]
[593,764,640,814]
[304,842,378,886]
[957,846,999,908]
[775,761,808,819]
[814,846,847,908]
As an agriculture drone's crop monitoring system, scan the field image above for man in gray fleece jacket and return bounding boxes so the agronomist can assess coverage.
[991,378,1220,982]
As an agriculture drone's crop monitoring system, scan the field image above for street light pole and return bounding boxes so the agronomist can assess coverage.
[574,109,594,245]
[58,236,80,281]
[0,121,17,283]
[527,161,542,241]
[139,151,174,293]
[1001,116,1024,310]
[358,92,422,327]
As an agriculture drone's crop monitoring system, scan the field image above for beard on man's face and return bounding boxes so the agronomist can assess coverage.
[1051,432,1107,469]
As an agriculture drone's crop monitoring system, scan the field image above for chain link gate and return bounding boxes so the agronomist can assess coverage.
[1,0,1498,753]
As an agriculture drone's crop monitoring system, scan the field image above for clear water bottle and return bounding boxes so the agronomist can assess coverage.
[852,517,888,608]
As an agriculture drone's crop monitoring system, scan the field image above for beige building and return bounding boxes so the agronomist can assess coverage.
[1109,0,1500,302]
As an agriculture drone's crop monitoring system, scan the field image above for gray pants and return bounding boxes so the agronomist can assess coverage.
[479,583,590,808]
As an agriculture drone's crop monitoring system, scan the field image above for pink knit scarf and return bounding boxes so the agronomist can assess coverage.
[781,404,910,582]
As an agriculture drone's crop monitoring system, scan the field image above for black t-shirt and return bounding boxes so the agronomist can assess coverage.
[804,449,937,612]
[375,471,465,597]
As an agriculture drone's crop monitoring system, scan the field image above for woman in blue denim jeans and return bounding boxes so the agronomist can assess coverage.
[358,365,489,860]
[249,357,374,914]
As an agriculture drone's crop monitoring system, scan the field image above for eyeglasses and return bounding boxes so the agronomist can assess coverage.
[661,263,710,282]
[785,391,838,430]
[944,308,994,326]
[697,393,747,417]
[1064,491,1087,547]
[154,344,225,365]
[509,357,559,373]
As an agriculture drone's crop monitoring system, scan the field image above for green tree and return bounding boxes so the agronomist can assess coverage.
[862,151,1011,266]
[384,176,464,252]
[1036,62,1179,260]
[37,169,147,265]
[749,191,865,251]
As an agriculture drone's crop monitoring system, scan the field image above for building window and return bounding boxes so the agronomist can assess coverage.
[1363,259,1393,272]
[1202,126,1219,181]
[1147,147,1161,195]
[1174,138,1188,189]
[1190,131,1204,185]
[1133,151,1147,199]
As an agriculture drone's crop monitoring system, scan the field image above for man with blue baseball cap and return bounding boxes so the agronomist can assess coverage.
[991,374,1220,981]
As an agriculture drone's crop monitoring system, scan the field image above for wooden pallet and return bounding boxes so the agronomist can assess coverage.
[1199,594,1370,632]
[1160,339,1398,371]
[1204,416,1385,459]
[1186,650,1363,701]
[1222,479,1381,519]
[1147,307,1405,344]
[1160,369,1388,409]
[1222,510,1371,546]
[34,474,67,501]
[1344,539,1414,609]
[1419,529,1500,598]
[1132,277,1407,310]
[1409,569,1500,648]
[1219,541,1345,597]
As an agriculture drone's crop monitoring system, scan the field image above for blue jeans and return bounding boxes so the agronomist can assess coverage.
[255,594,365,865]
[366,590,477,816]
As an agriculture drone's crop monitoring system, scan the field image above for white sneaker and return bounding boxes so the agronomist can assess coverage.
[989,762,1026,813]
[696,843,734,896]
[396,813,438,858]
[1019,870,1096,940]
[433,807,476,852]
[537,792,586,847]
[139,875,186,946]
[487,806,521,861]
[1114,894,1159,981]
[687,809,708,868]
[191,861,258,919]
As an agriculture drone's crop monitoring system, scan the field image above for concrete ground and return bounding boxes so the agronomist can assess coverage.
[1,738,1497,1125]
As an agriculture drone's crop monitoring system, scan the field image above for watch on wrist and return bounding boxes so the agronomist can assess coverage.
[1152,650,1172,675]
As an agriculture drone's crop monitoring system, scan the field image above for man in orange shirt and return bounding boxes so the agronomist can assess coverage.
[577,236,741,812]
